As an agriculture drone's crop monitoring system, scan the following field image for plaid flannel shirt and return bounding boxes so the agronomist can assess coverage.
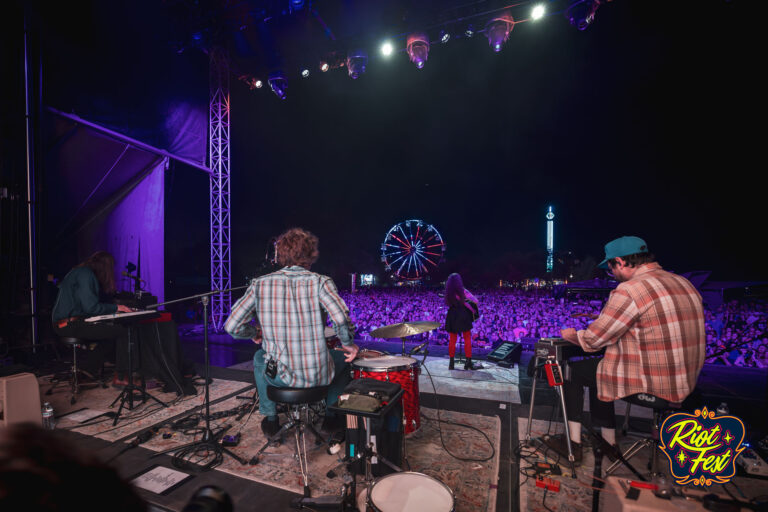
[575,262,705,402]
[224,266,353,388]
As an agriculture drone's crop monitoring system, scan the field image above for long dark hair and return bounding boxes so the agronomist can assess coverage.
[77,251,116,295]
[445,273,466,307]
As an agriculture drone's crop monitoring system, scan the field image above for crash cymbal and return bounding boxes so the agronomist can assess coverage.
[370,321,441,339]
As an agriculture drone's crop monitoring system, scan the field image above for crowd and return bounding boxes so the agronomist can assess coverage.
[339,288,768,369]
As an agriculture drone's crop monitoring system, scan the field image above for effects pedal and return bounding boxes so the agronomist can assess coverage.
[736,447,768,478]
[534,461,562,475]
[535,475,560,492]
[222,433,241,447]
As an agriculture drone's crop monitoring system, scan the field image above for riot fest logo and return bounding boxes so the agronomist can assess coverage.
[659,407,746,486]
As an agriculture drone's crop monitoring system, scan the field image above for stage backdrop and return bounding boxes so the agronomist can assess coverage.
[41,107,206,305]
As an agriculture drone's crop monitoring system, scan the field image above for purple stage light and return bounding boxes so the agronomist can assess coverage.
[485,14,514,52]
[268,71,288,99]
[407,33,430,69]
[346,49,368,79]
[567,0,600,31]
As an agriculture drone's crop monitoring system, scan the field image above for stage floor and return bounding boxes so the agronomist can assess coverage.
[28,330,768,512]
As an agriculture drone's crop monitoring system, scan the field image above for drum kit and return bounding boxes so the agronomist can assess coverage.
[337,320,455,511]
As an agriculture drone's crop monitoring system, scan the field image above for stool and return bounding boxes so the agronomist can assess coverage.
[46,337,106,405]
[605,393,681,477]
[249,385,329,497]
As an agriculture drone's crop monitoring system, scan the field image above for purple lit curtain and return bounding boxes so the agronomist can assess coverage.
[77,159,166,304]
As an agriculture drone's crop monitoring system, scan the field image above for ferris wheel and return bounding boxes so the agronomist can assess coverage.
[380,219,446,280]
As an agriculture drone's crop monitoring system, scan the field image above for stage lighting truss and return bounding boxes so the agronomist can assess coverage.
[407,33,430,69]
[566,0,601,31]
[380,219,446,281]
[268,71,288,99]
[485,13,514,52]
[346,49,368,79]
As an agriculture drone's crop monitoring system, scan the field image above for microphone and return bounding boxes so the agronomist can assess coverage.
[410,341,429,355]
[122,271,141,281]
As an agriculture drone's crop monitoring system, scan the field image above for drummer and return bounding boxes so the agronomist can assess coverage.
[224,228,359,438]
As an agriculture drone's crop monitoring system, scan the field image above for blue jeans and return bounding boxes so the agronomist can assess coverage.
[253,348,351,417]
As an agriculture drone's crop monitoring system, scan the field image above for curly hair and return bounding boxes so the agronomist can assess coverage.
[77,251,116,295]
[276,228,319,268]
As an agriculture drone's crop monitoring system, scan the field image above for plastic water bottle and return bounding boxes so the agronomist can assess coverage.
[41,402,55,430]
[716,402,729,416]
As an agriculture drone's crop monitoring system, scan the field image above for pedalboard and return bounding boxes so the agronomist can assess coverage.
[737,448,768,478]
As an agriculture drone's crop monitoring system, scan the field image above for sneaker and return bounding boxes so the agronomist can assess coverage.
[261,416,282,438]
[542,434,583,465]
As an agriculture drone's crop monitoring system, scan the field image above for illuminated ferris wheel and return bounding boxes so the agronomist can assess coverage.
[380,219,446,280]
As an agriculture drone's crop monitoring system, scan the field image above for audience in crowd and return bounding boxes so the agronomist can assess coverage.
[339,289,767,368]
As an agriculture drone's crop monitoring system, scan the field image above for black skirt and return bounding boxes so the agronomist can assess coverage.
[445,303,475,334]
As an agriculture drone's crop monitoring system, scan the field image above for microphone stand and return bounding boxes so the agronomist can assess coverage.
[147,285,249,468]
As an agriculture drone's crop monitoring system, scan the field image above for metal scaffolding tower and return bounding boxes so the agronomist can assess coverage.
[209,47,231,331]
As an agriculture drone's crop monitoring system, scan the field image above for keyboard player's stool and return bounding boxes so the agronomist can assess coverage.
[605,393,681,478]
[46,336,106,405]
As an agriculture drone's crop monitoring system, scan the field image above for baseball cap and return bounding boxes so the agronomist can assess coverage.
[598,236,649,269]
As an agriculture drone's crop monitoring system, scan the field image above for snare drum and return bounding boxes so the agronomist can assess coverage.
[359,472,455,512]
[352,355,421,434]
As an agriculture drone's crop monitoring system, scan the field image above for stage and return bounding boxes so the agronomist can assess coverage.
[28,331,767,512]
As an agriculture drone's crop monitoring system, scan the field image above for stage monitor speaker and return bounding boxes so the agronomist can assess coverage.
[0,372,42,427]
[487,341,522,366]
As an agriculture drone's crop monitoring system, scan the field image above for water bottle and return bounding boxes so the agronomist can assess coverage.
[716,402,729,416]
[42,402,55,430]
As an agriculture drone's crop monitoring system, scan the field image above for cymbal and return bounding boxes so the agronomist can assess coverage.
[370,321,441,339]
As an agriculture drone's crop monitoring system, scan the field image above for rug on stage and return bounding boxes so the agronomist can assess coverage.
[39,375,254,442]
[516,418,768,512]
[138,396,502,512]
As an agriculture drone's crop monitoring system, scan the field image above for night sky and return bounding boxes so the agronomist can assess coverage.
[14,0,764,292]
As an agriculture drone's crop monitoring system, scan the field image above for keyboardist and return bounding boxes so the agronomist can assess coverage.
[52,251,132,377]
[543,236,706,465]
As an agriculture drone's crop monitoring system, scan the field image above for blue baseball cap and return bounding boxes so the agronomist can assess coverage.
[598,236,649,269]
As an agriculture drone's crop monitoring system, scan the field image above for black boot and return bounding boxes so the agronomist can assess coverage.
[464,357,475,370]
[448,357,455,370]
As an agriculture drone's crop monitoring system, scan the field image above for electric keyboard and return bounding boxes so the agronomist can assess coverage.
[84,310,160,324]
[534,337,604,361]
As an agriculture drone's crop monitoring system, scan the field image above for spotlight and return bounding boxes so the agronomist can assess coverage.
[268,71,287,100]
[532,4,546,20]
[380,41,394,57]
[289,0,305,10]
[485,14,514,52]
[319,62,329,72]
[406,32,429,69]
[254,79,263,89]
[301,68,310,78]
[439,30,450,44]
[566,0,600,31]
[465,24,474,37]
[346,49,368,79]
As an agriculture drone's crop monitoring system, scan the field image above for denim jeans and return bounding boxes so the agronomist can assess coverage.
[253,348,352,417]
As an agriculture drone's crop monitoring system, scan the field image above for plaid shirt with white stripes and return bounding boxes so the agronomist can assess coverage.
[224,266,353,388]
[575,262,706,402]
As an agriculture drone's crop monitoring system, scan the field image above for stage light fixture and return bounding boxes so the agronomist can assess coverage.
[346,49,368,79]
[319,61,329,72]
[406,32,430,69]
[439,30,450,44]
[567,0,600,31]
[268,71,287,100]
[301,68,310,78]
[532,5,546,20]
[254,79,263,89]
[465,24,474,37]
[381,41,394,57]
[485,14,514,52]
